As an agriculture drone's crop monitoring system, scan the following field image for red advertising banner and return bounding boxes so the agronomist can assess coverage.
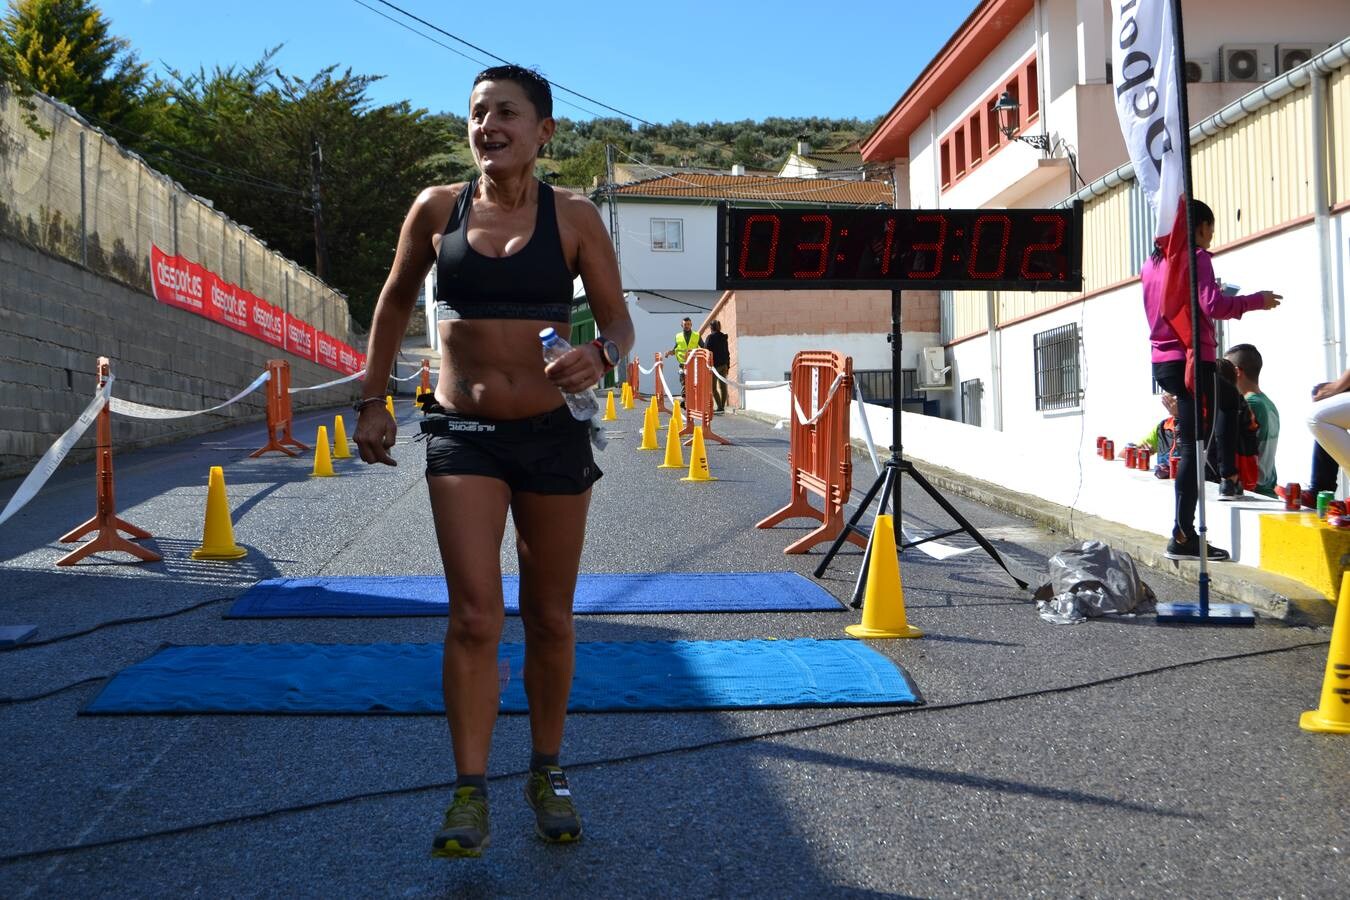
[284,315,316,362]
[150,245,363,376]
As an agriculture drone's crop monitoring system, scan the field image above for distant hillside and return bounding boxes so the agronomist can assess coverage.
[431,114,880,188]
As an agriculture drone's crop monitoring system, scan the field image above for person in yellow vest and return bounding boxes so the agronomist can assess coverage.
[662,316,700,400]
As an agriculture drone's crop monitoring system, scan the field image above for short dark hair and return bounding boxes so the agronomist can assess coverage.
[473,65,552,119]
[1225,343,1262,380]
[682,317,693,324]
[1216,357,1238,384]
[710,320,721,332]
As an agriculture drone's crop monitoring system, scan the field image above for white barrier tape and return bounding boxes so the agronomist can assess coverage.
[654,365,676,403]
[791,372,845,427]
[389,370,421,382]
[708,367,788,390]
[853,381,882,477]
[111,370,270,419]
[0,377,113,527]
[637,362,655,374]
[290,369,368,393]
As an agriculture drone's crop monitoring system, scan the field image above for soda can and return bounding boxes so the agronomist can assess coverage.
[1096,436,1106,455]
[1317,490,1334,518]
[1124,446,1137,468]
[1169,456,1179,479]
[1283,482,1301,511]
[1137,447,1151,470]
[1103,439,1115,461]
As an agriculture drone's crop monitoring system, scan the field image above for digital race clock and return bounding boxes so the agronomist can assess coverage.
[716,203,1083,292]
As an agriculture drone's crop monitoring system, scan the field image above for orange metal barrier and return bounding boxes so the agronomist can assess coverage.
[250,360,308,458]
[680,349,729,445]
[654,352,669,414]
[755,350,862,555]
[57,357,161,566]
[626,359,645,400]
[417,359,434,411]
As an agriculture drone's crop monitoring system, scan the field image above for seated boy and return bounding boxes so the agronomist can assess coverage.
[1224,343,1279,497]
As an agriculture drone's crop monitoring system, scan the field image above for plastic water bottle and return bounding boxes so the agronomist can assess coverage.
[539,328,600,421]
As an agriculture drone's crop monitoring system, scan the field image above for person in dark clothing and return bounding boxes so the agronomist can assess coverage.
[702,320,731,412]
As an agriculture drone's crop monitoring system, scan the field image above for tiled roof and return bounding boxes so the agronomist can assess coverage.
[607,173,891,205]
[799,151,864,171]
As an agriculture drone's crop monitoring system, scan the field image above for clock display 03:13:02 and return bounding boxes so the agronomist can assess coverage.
[718,206,1083,292]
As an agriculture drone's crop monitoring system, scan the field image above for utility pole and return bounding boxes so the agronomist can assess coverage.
[605,143,621,273]
[310,136,328,280]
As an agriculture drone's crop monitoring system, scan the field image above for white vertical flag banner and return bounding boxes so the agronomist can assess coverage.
[1111,0,1186,240]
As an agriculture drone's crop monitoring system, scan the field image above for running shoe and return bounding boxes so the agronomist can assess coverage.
[1217,478,1244,501]
[1164,536,1230,561]
[524,766,583,843]
[431,787,490,859]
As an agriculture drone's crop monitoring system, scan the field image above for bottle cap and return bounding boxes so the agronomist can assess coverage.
[539,327,556,341]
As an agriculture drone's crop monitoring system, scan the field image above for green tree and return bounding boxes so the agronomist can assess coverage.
[0,0,147,127]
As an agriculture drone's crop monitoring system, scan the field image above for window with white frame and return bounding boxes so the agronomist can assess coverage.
[650,218,683,251]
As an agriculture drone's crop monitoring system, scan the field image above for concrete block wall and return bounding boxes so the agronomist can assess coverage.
[0,237,361,479]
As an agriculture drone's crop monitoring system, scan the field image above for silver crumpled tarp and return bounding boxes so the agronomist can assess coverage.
[1032,540,1157,625]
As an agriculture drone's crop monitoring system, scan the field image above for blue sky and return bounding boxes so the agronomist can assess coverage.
[99,0,981,125]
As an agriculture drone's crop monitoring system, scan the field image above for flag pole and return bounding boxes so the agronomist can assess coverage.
[1167,0,1209,614]
[1155,0,1254,626]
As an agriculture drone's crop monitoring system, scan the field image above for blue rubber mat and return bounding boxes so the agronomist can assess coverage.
[225,572,843,618]
[82,639,920,714]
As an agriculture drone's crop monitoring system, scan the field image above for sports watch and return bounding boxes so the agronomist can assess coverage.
[592,337,620,371]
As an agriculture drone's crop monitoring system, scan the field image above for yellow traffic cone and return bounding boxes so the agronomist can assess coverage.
[1300,571,1350,733]
[638,401,660,450]
[332,414,351,459]
[311,425,336,477]
[190,466,247,560]
[622,383,634,410]
[671,398,684,434]
[681,426,716,482]
[846,515,922,639]
[603,389,618,421]
[384,395,395,417]
[658,416,685,469]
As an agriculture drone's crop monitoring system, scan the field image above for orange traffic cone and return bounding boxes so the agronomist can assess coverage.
[332,415,352,459]
[190,466,247,560]
[1300,571,1350,733]
[846,515,922,639]
[638,400,660,451]
[658,415,684,469]
[681,426,716,482]
[312,425,336,477]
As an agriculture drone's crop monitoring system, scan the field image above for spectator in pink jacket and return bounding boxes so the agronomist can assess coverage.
[1143,199,1281,561]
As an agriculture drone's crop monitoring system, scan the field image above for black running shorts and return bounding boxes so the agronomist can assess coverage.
[421,404,601,495]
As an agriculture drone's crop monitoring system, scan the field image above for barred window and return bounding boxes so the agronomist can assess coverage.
[961,378,983,426]
[1033,323,1083,411]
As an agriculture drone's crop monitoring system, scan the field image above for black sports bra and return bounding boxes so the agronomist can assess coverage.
[435,178,576,321]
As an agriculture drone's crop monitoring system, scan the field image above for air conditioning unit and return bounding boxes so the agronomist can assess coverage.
[1276,43,1327,74]
[918,346,951,389]
[1184,58,1214,83]
[1219,44,1276,82]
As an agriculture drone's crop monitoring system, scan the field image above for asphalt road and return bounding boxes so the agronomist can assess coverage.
[0,399,1344,898]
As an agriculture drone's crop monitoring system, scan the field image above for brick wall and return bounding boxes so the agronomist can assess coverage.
[0,237,360,479]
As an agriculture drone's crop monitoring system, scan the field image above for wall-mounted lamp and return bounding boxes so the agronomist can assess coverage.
[993,91,1050,152]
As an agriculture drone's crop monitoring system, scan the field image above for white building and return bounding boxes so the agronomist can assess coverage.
[859,0,1350,567]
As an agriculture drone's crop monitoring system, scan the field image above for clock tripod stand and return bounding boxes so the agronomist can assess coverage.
[812,290,1029,608]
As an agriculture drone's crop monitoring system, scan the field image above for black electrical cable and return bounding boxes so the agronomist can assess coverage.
[0,596,234,654]
[0,638,1328,865]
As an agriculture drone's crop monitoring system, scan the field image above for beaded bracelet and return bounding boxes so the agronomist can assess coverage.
[352,396,386,413]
